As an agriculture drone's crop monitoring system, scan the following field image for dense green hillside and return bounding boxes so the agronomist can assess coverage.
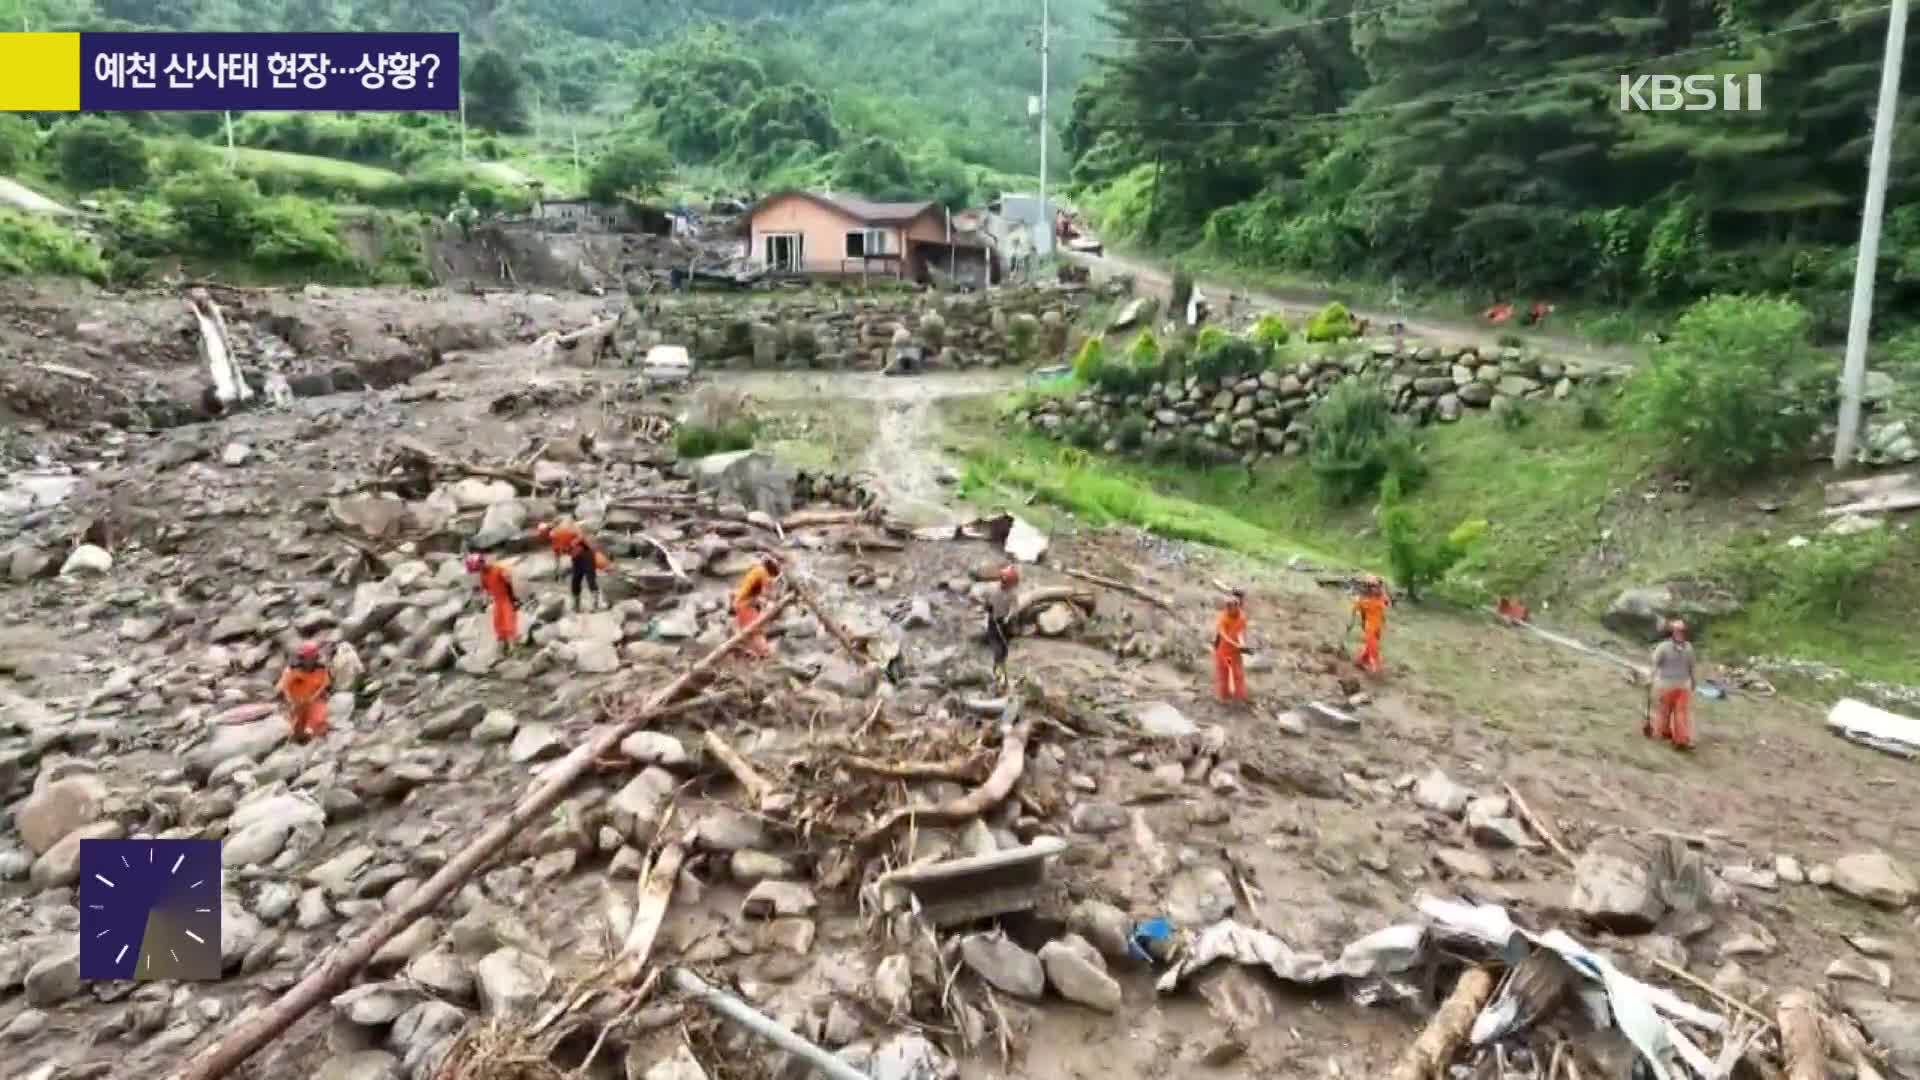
[1067,0,1920,346]
[2,0,1101,193]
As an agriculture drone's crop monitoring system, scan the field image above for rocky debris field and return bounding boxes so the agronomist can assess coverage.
[1,285,1919,1080]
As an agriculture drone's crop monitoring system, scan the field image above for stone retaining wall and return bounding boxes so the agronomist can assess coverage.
[602,285,1112,372]
[1020,338,1621,459]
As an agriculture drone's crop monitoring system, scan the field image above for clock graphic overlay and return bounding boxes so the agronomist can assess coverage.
[78,838,223,982]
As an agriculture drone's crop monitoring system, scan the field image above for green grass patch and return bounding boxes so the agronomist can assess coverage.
[674,419,761,459]
[0,209,104,281]
[961,386,1920,686]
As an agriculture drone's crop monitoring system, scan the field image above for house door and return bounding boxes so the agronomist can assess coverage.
[764,233,803,272]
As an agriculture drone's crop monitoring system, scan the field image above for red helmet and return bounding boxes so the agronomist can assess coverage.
[296,640,322,660]
[999,565,1019,586]
[464,553,485,573]
[534,521,553,538]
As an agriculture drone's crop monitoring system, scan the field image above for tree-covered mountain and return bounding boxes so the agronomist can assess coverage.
[1069,0,1920,335]
[1,0,1101,198]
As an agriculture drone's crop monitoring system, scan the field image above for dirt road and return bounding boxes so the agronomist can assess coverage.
[1068,248,1644,368]
[725,368,1024,525]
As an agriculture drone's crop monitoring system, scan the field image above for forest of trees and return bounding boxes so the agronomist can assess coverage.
[1068,0,1920,335]
[0,0,1098,205]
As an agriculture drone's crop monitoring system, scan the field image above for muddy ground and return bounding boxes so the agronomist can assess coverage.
[2,282,1918,1080]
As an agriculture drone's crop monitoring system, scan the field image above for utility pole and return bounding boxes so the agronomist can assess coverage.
[459,91,468,162]
[1037,0,1052,258]
[1834,0,1909,468]
[223,110,235,171]
[571,118,582,196]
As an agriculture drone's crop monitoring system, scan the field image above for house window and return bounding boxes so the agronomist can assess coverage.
[764,232,803,271]
[845,228,889,257]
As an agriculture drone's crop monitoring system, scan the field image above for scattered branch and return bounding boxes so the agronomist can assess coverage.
[704,730,780,812]
[1062,567,1171,611]
[1777,990,1827,1080]
[1502,781,1576,864]
[855,709,1032,851]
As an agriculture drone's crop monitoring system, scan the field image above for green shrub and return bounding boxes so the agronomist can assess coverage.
[1071,337,1108,383]
[1152,431,1221,467]
[1251,312,1291,350]
[1007,316,1038,364]
[0,115,40,174]
[0,210,104,281]
[1621,294,1828,487]
[1776,531,1893,618]
[1580,312,1641,346]
[1307,377,1425,504]
[53,116,149,191]
[250,196,356,268]
[1115,415,1148,450]
[1496,398,1534,431]
[1305,301,1357,343]
[1191,334,1263,383]
[160,169,263,255]
[1125,330,1161,367]
[1378,473,1488,600]
[102,197,179,258]
[673,419,760,458]
[1496,332,1525,348]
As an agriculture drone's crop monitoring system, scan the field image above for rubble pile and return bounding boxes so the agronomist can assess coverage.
[0,283,1917,1080]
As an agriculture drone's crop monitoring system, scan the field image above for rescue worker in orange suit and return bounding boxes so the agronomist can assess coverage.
[277,640,332,742]
[1350,575,1392,674]
[534,520,606,613]
[466,553,522,652]
[733,554,782,658]
[1213,590,1250,704]
[985,564,1019,691]
[1646,619,1697,751]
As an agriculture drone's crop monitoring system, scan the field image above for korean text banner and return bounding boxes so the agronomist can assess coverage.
[72,32,459,111]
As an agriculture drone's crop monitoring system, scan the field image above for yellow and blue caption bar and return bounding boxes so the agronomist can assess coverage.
[0,31,458,112]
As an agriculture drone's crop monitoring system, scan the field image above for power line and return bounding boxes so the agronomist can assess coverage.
[1077,6,1892,131]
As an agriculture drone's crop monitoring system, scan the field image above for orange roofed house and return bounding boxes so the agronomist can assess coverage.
[740,190,998,285]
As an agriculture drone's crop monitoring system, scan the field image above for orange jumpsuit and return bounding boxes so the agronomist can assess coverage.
[480,562,519,644]
[1354,594,1390,673]
[733,564,775,657]
[277,663,331,739]
[1213,607,1248,702]
[546,524,586,558]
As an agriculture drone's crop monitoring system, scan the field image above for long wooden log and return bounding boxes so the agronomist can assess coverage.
[791,581,879,670]
[1386,967,1496,1080]
[855,706,1031,850]
[1777,990,1829,1080]
[165,595,797,1080]
[1822,1007,1887,1080]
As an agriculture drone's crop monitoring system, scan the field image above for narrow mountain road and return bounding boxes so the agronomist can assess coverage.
[1066,249,1644,369]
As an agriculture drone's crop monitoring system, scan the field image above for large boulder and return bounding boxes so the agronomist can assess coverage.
[1568,840,1665,932]
[1602,582,1742,642]
[1831,851,1917,909]
[689,450,797,519]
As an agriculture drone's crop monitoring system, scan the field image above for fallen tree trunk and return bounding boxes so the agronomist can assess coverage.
[165,595,797,1080]
[1386,967,1495,1080]
[1777,990,1829,1080]
[1063,567,1172,611]
[855,702,1031,851]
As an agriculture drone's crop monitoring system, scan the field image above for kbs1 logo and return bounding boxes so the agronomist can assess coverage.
[1618,73,1764,112]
